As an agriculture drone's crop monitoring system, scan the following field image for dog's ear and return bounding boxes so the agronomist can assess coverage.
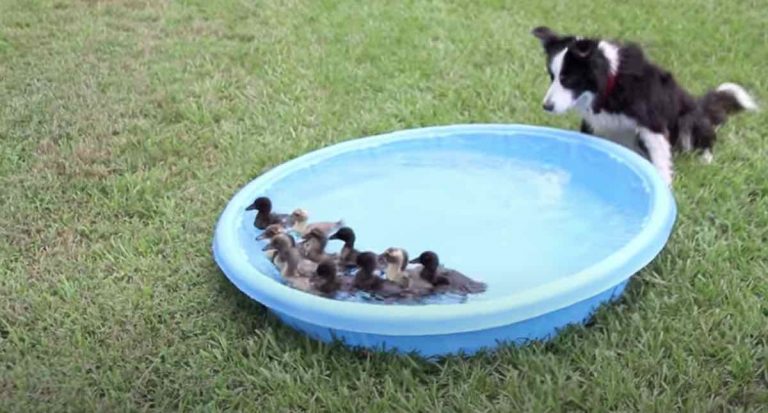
[572,39,596,59]
[532,26,574,55]
[532,26,558,43]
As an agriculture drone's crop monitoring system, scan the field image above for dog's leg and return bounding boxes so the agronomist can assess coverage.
[693,121,717,164]
[637,127,673,185]
[580,120,593,135]
[680,130,693,152]
[678,116,694,152]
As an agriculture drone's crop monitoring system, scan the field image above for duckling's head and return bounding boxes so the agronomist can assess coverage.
[246,196,271,213]
[409,251,440,271]
[291,208,309,224]
[329,227,355,244]
[255,224,284,241]
[316,260,337,280]
[262,233,294,251]
[381,247,409,271]
[356,252,379,272]
[303,228,327,242]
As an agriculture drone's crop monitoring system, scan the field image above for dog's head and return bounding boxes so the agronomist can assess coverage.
[532,27,617,114]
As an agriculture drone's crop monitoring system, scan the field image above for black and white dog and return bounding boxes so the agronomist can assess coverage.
[532,26,757,184]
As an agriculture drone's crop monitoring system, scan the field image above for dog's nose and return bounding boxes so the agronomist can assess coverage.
[542,102,554,112]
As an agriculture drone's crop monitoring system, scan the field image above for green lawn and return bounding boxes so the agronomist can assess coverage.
[1,0,767,411]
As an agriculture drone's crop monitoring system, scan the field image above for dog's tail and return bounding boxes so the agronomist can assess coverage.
[699,83,758,126]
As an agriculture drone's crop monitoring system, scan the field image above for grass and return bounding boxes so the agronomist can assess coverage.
[1,0,766,410]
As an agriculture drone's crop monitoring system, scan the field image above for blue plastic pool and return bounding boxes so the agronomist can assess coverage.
[212,124,676,357]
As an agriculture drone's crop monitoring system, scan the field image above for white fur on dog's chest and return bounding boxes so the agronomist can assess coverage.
[584,110,638,137]
[582,110,641,151]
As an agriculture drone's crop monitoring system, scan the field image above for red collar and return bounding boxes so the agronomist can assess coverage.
[604,72,617,99]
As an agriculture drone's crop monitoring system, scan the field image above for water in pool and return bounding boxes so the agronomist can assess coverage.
[237,134,650,304]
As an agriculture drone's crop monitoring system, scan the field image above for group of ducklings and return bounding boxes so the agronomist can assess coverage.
[246,196,487,301]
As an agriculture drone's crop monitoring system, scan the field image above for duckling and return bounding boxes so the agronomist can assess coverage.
[409,251,487,294]
[261,232,295,252]
[255,223,285,241]
[274,243,319,293]
[380,247,412,286]
[245,196,291,230]
[328,227,385,273]
[261,233,296,272]
[353,252,405,299]
[281,246,318,279]
[290,208,343,237]
[328,227,359,268]
[299,228,338,263]
[310,260,352,298]
[264,249,278,263]
[379,247,436,296]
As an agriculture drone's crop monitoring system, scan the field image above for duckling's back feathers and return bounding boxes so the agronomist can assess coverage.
[435,268,487,294]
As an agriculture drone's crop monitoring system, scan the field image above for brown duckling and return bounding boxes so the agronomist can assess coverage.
[277,247,319,293]
[310,260,351,298]
[299,228,338,263]
[245,196,291,230]
[409,251,487,294]
[261,233,317,279]
[328,227,359,268]
[281,248,318,279]
[255,223,286,241]
[264,249,278,263]
[261,233,294,270]
[290,208,343,237]
[353,252,405,299]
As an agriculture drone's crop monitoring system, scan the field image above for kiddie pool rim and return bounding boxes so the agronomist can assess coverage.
[212,124,677,337]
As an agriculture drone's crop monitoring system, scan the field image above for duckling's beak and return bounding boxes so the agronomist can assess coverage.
[328,233,339,240]
[255,232,269,241]
[261,243,274,251]
[245,202,257,211]
[408,258,420,264]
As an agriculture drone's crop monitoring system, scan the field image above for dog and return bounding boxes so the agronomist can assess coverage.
[531,26,757,184]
